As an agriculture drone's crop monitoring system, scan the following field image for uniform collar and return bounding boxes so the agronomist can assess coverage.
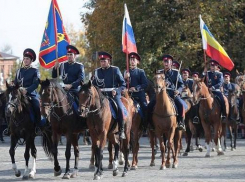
[23,65,32,69]
[102,65,110,70]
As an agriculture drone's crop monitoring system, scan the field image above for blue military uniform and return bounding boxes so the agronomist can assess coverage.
[127,52,148,128]
[52,45,84,104]
[14,48,41,125]
[92,51,126,139]
[205,60,227,118]
[183,79,194,92]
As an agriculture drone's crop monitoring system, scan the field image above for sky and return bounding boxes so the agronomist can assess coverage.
[0,0,88,61]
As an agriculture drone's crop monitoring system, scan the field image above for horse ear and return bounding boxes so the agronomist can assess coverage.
[88,80,92,88]
[6,81,10,89]
[80,81,84,86]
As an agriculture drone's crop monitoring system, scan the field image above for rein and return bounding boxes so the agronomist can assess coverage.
[41,84,74,121]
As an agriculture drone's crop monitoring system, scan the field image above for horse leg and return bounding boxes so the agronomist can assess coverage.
[89,145,95,169]
[29,136,37,179]
[202,122,212,157]
[173,129,181,168]
[157,134,165,170]
[234,125,238,150]
[220,123,226,151]
[196,127,203,152]
[62,134,72,179]
[94,132,106,180]
[122,134,130,177]
[22,137,31,180]
[183,125,192,156]
[112,141,119,176]
[214,122,224,155]
[71,134,79,178]
[228,126,233,151]
[107,141,113,169]
[52,134,62,176]
[148,130,155,166]
[9,135,21,177]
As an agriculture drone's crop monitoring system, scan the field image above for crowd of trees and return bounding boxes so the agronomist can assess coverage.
[81,0,245,79]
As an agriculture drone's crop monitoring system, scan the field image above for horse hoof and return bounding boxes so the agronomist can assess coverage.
[108,163,113,169]
[198,147,203,152]
[54,168,62,176]
[190,145,194,151]
[130,166,137,170]
[205,154,211,158]
[93,175,101,180]
[217,151,224,156]
[172,163,178,168]
[122,171,127,177]
[182,152,188,156]
[150,162,155,166]
[22,175,29,180]
[212,148,216,152]
[15,170,21,177]
[160,165,166,170]
[89,164,95,170]
[29,171,35,179]
[71,170,78,178]
[62,173,70,179]
[113,169,119,176]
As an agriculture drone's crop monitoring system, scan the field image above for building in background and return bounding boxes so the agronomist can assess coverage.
[0,52,19,91]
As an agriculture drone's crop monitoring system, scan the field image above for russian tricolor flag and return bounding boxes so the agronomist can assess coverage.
[200,15,234,71]
[122,4,137,54]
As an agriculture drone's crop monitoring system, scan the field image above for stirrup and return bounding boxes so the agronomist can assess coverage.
[193,116,200,124]
[177,122,186,131]
[119,132,126,140]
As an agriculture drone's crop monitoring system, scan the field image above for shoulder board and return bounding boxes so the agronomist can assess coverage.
[75,62,83,66]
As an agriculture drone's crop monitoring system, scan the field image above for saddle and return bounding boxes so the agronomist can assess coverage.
[107,97,128,120]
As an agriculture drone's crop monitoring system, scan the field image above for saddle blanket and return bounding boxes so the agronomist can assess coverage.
[109,100,128,120]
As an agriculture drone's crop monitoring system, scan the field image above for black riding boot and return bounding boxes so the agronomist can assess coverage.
[148,112,154,130]
[119,120,126,140]
[192,104,200,124]
[142,109,149,131]
[178,117,186,131]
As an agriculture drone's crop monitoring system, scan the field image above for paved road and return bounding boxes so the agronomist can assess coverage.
[0,136,244,182]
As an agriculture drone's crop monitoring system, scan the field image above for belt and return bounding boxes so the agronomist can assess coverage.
[100,88,116,92]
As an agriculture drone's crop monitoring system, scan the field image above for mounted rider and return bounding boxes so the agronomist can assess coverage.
[124,52,148,130]
[52,45,85,106]
[181,68,194,93]
[92,51,126,139]
[222,72,240,123]
[148,54,186,130]
[14,48,41,127]
[203,60,228,121]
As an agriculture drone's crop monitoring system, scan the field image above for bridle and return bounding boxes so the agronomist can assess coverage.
[41,83,74,121]
[154,74,166,93]
[79,88,102,115]
[193,82,212,104]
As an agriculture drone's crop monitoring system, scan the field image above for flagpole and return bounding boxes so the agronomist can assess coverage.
[125,16,129,89]
[52,0,59,78]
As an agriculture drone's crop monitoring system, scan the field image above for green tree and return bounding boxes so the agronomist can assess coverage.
[82,0,245,78]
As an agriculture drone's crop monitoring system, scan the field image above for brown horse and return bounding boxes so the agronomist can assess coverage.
[5,82,37,179]
[224,84,240,151]
[150,73,182,169]
[78,80,132,179]
[181,85,204,156]
[192,79,225,157]
[39,79,87,179]
[128,78,156,170]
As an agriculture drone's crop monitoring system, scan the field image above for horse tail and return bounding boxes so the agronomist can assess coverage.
[41,126,54,160]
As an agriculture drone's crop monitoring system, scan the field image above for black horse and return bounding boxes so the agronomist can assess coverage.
[39,79,87,179]
[5,82,37,179]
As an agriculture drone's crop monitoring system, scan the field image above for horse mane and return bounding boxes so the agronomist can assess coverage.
[48,79,66,95]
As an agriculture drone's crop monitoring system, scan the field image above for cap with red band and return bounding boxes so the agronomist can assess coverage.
[23,48,36,62]
[128,52,141,62]
[181,68,191,75]
[98,51,112,60]
[66,45,80,54]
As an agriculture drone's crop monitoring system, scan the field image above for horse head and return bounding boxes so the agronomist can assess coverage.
[228,84,240,121]
[192,77,209,104]
[6,81,27,116]
[39,78,54,117]
[181,84,192,98]
[153,73,166,94]
[78,80,95,118]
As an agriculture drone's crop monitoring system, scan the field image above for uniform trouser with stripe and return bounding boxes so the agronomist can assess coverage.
[212,91,226,116]
[29,97,41,125]
[112,95,124,128]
